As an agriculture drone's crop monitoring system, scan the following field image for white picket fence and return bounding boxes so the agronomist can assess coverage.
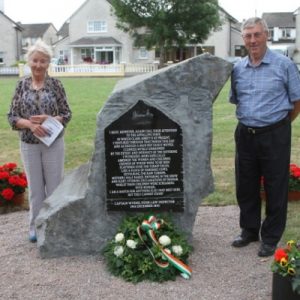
[49,64,125,76]
[0,63,159,77]
[123,63,159,73]
[0,66,19,75]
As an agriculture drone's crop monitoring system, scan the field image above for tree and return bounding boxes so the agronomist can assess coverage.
[110,0,221,67]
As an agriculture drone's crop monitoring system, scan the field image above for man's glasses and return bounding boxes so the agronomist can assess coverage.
[242,32,264,40]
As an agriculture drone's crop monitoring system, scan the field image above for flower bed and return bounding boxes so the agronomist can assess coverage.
[289,164,300,192]
[261,164,300,201]
[0,162,27,206]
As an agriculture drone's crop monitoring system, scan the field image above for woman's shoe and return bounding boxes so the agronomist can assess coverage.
[29,234,37,243]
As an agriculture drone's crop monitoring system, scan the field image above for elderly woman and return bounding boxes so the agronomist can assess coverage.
[8,40,72,242]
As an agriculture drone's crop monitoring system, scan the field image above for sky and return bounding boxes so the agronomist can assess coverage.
[2,0,300,30]
[219,0,298,21]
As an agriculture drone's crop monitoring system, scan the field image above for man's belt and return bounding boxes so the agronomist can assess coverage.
[240,115,290,135]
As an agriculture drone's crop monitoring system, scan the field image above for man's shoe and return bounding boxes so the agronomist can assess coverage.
[232,234,259,248]
[258,243,276,257]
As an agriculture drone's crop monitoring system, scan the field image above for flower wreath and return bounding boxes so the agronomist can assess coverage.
[103,214,193,283]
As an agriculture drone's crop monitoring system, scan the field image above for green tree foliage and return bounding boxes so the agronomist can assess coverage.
[110,0,221,66]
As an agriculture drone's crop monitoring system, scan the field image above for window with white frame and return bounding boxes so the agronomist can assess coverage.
[139,47,148,59]
[268,29,273,40]
[81,48,95,63]
[281,28,292,38]
[59,50,69,64]
[87,21,107,33]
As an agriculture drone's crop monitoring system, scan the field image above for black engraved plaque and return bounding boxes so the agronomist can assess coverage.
[105,100,183,211]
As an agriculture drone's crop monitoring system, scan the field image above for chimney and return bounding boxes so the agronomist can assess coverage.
[0,0,4,12]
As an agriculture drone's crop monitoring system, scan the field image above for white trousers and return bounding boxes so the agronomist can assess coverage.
[20,137,64,235]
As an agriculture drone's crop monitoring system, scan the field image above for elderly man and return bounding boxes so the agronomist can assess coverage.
[230,17,300,257]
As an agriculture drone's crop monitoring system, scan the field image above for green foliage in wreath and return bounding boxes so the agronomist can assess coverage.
[102,213,193,283]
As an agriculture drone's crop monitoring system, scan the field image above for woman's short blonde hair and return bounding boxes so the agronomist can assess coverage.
[25,39,53,62]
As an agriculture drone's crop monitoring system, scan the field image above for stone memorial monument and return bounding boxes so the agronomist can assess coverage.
[35,53,232,258]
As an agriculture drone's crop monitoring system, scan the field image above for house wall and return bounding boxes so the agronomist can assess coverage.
[53,36,70,62]
[202,13,243,59]
[203,16,230,58]
[56,0,242,65]
[69,0,130,63]
[69,0,155,64]
[231,28,244,56]
[0,14,21,66]
[293,8,300,65]
[43,25,59,45]
[272,27,296,41]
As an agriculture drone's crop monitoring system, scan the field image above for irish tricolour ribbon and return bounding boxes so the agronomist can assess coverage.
[137,215,192,279]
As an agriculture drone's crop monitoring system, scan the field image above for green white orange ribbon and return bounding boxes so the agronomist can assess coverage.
[137,215,192,279]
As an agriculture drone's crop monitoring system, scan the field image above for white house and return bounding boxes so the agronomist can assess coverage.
[0,10,23,66]
[21,23,58,51]
[53,0,244,65]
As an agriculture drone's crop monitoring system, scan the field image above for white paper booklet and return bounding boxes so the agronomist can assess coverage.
[34,116,63,147]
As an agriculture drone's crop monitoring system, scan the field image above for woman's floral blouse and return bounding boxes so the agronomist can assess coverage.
[8,76,72,144]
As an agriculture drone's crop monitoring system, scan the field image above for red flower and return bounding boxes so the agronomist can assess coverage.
[3,162,17,171]
[274,248,288,262]
[1,188,15,200]
[19,172,27,179]
[292,169,300,178]
[0,171,10,180]
[18,178,27,188]
[8,175,19,185]
[0,162,27,204]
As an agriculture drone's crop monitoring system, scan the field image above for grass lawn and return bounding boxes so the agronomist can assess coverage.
[0,76,299,241]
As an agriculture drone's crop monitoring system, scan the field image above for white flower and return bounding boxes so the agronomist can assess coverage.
[159,235,171,246]
[113,245,124,257]
[126,239,137,249]
[115,233,124,242]
[172,245,183,256]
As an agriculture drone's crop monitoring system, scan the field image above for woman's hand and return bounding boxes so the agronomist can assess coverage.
[29,114,48,125]
[29,122,49,137]
[29,115,49,137]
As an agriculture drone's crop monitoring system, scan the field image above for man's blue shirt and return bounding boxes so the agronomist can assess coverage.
[230,48,300,127]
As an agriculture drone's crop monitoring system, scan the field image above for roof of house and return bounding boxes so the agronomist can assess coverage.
[69,36,122,47]
[218,5,239,23]
[262,12,295,28]
[58,0,112,33]
[57,22,69,38]
[0,10,23,30]
[21,23,56,38]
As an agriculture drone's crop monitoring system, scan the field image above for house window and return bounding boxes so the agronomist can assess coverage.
[81,48,95,63]
[87,21,107,33]
[281,28,291,38]
[201,46,215,55]
[59,50,69,64]
[268,29,274,40]
[139,47,148,59]
[31,38,37,45]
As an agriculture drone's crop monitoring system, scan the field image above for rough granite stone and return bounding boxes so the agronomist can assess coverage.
[35,54,232,258]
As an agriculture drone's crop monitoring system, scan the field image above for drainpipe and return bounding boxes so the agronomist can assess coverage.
[229,20,232,56]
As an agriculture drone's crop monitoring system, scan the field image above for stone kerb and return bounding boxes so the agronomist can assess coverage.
[35,53,232,258]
